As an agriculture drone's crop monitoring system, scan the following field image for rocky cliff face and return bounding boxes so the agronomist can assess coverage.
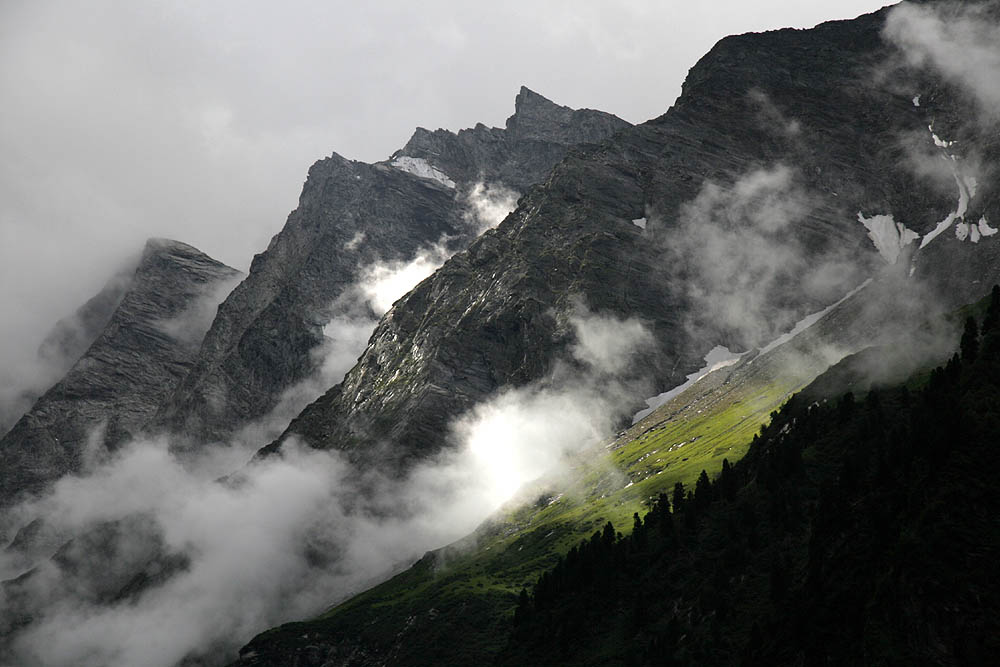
[398,86,630,191]
[267,3,999,471]
[0,239,241,507]
[150,88,630,448]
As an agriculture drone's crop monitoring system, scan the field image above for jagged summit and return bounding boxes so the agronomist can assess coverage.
[257,0,999,517]
[150,88,629,447]
[139,237,241,278]
[393,87,629,191]
[506,85,622,143]
[398,86,620,153]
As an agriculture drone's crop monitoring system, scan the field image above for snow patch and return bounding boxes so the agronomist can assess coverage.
[921,214,958,249]
[957,176,970,220]
[390,156,456,189]
[971,223,981,244]
[912,95,921,107]
[956,221,970,241]
[631,217,647,230]
[919,169,977,249]
[929,124,955,148]
[857,212,919,265]
[978,216,997,238]
[632,346,742,424]
[964,175,978,200]
[344,231,365,251]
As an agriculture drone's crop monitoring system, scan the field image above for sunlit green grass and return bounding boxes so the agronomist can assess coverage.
[264,358,811,663]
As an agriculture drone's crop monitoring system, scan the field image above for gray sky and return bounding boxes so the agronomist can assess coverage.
[0,0,890,394]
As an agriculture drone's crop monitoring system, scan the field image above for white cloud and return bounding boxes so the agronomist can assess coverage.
[884,3,1000,117]
[1,303,650,667]
[660,165,865,348]
[462,182,520,234]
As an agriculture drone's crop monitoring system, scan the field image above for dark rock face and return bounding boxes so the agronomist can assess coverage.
[150,88,630,447]
[268,4,1000,470]
[398,86,630,191]
[0,239,241,507]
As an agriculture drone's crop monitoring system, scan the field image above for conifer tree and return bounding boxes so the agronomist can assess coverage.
[984,284,1000,332]
[719,458,738,501]
[695,469,713,510]
[961,315,979,362]
[672,481,686,514]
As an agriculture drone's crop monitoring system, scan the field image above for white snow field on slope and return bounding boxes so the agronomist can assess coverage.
[632,345,743,423]
[390,156,456,188]
[857,212,919,264]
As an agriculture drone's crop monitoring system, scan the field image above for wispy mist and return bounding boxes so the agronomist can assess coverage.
[1,303,651,667]
[884,3,1000,118]
[661,165,862,349]
[153,272,245,352]
[463,182,520,235]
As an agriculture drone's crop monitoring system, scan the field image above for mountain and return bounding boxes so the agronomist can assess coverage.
[3,1,1000,665]
[397,87,630,192]
[0,239,241,508]
[261,1,997,469]
[230,2,1000,664]
[149,88,630,449]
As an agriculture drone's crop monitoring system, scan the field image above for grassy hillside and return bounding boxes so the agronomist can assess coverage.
[234,282,966,666]
[236,339,819,665]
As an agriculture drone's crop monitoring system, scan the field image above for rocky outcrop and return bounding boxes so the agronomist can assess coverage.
[397,86,630,191]
[150,89,630,447]
[0,239,241,507]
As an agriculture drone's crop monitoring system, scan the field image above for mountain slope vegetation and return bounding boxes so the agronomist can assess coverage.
[237,290,1000,666]
[503,293,1000,666]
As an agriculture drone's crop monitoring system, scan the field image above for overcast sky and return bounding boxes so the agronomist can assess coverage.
[0,0,890,389]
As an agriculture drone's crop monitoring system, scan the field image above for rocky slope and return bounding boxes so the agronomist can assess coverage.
[150,88,630,448]
[0,239,241,507]
[266,2,999,469]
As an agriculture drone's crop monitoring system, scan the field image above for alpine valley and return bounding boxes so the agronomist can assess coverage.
[2,1,999,666]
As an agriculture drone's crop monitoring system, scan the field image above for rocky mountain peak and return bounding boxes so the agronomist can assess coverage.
[506,84,627,145]
[509,85,567,125]
[150,89,630,448]
[393,87,630,192]
[139,237,235,277]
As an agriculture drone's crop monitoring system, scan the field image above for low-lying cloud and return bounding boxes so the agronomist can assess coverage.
[153,272,245,352]
[463,181,520,234]
[884,2,1000,119]
[1,303,650,667]
[662,165,860,349]
[182,180,522,457]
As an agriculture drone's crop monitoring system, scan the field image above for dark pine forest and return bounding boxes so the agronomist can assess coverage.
[503,289,1000,666]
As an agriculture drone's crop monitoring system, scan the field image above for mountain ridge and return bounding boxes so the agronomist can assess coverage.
[149,88,630,450]
[259,1,995,470]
